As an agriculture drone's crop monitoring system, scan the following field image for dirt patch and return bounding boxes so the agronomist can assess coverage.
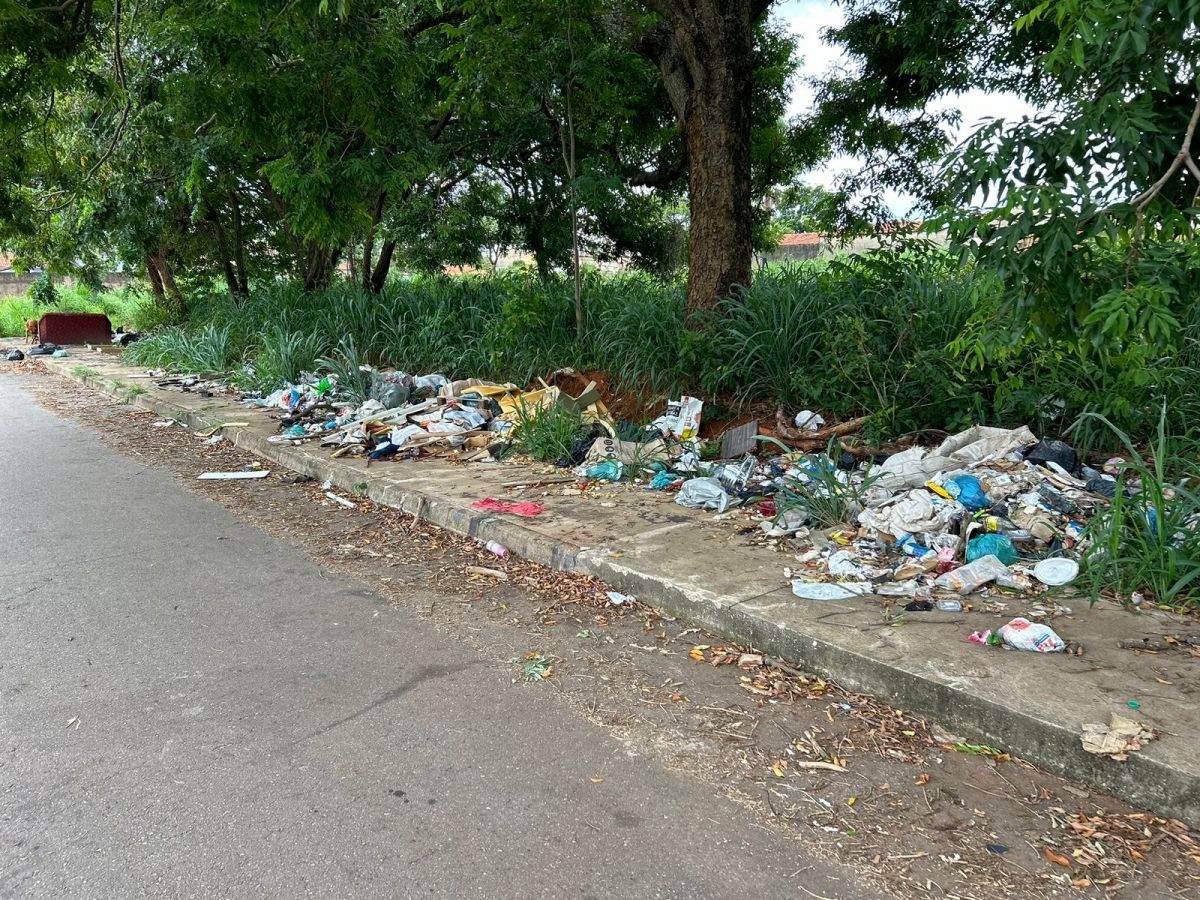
[12,363,1200,900]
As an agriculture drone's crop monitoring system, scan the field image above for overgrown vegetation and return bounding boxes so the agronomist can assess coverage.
[511,402,587,462]
[0,283,155,337]
[1081,411,1200,608]
[122,256,1200,451]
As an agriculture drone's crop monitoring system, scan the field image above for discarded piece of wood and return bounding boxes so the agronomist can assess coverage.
[335,399,436,434]
[197,421,250,437]
[773,409,871,448]
[501,476,577,488]
[1119,635,1200,652]
[793,761,847,773]
[466,566,509,581]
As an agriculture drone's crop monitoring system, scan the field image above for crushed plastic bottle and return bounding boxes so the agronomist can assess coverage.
[484,540,508,557]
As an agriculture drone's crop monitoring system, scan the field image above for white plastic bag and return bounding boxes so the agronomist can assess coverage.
[997,617,1065,653]
[674,477,730,512]
[934,554,1010,593]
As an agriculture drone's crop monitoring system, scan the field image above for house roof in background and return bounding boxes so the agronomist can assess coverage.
[777,232,821,247]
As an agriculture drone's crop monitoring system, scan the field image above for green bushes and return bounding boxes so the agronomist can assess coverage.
[117,256,1193,450]
[0,282,155,337]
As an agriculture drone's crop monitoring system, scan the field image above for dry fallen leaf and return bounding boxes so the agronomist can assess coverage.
[1044,848,1072,868]
[1155,677,1173,685]
[916,774,930,785]
[590,777,605,784]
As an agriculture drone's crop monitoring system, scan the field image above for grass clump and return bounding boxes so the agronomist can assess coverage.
[1081,409,1200,608]
[511,402,586,462]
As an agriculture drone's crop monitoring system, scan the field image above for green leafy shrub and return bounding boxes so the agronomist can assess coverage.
[28,274,59,306]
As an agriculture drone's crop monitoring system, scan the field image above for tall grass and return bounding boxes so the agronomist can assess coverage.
[0,283,155,337]
[1081,409,1200,607]
[117,256,1199,452]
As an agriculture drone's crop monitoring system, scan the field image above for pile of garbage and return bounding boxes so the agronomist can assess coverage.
[239,368,614,463]
[614,416,1123,650]
[139,358,1127,644]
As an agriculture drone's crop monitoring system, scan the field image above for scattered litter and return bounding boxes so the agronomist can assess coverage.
[966,533,1017,565]
[675,477,730,512]
[466,566,508,581]
[606,591,635,606]
[792,581,872,600]
[152,420,176,428]
[1080,714,1156,760]
[324,491,357,508]
[935,555,1010,594]
[1034,557,1080,586]
[198,470,270,480]
[484,540,509,557]
[970,617,1065,652]
[472,498,547,517]
[794,409,826,431]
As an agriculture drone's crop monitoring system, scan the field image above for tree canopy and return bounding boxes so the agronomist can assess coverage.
[3,0,1200,353]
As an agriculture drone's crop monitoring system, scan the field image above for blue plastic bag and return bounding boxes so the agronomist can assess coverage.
[949,475,989,510]
[966,533,1018,565]
[586,460,625,481]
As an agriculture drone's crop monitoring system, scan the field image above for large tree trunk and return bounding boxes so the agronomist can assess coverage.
[302,242,340,292]
[147,248,185,319]
[362,190,386,292]
[682,41,753,316]
[637,0,766,317]
[230,190,249,294]
[145,253,165,307]
[205,204,240,297]
[369,239,396,293]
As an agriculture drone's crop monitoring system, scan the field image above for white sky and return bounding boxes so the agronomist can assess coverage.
[777,0,1033,215]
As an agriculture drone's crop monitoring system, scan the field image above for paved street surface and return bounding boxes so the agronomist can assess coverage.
[0,378,870,898]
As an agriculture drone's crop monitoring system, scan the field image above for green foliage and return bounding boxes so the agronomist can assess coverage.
[764,437,881,529]
[0,282,154,337]
[28,274,59,306]
[935,0,1200,358]
[120,256,1200,448]
[511,402,586,462]
[1081,409,1200,608]
[124,323,238,373]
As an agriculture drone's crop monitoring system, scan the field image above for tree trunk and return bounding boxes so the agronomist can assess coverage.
[145,253,165,307]
[683,67,753,317]
[369,239,396,293]
[148,248,185,319]
[230,190,249,294]
[362,190,386,292]
[205,204,240,297]
[636,0,764,319]
[302,242,339,292]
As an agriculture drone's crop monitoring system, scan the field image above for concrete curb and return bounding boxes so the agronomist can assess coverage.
[48,359,1200,826]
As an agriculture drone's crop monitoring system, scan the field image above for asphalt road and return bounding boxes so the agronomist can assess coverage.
[0,377,870,899]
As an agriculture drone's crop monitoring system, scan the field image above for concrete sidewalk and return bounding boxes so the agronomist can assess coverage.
[39,351,1200,826]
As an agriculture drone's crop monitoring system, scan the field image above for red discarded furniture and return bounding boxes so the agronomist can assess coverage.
[37,312,112,345]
